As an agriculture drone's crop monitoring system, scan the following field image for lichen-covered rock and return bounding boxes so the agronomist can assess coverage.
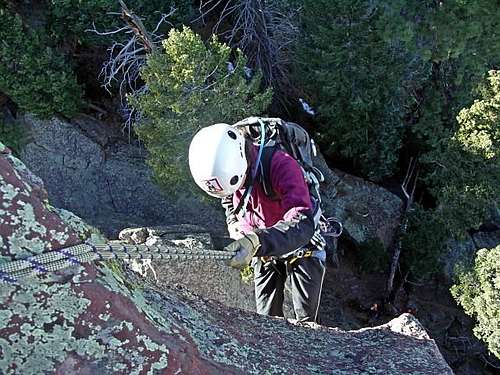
[1,145,453,374]
[315,154,403,248]
[1,143,83,261]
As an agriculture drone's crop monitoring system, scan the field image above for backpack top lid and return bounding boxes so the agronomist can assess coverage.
[233,117,318,174]
[232,117,324,200]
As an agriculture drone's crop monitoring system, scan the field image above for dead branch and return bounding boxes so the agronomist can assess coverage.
[118,0,156,53]
[386,158,419,298]
[197,0,302,99]
[88,1,175,140]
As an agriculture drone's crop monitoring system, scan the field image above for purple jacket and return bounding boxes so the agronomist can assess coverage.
[222,147,315,257]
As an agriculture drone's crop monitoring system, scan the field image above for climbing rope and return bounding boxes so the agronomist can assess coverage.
[0,242,235,284]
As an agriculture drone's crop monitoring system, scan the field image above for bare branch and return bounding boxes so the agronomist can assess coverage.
[386,158,419,298]
[88,1,176,140]
[85,22,130,35]
[197,0,302,101]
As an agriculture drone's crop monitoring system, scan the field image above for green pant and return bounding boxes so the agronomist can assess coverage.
[252,256,326,322]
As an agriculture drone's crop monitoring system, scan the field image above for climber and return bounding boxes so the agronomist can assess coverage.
[188,122,326,323]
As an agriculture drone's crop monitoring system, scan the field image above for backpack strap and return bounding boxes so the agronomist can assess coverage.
[259,146,280,200]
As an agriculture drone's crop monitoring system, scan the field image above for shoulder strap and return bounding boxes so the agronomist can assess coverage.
[260,146,279,200]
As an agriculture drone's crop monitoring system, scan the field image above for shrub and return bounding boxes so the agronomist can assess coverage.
[357,238,389,274]
[451,245,500,359]
[0,8,82,118]
[400,205,449,279]
[129,26,272,192]
[421,70,500,238]
[0,115,26,156]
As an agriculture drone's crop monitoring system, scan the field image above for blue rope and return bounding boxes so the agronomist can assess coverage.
[57,249,81,266]
[27,257,49,274]
[0,270,17,284]
[89,243,103,261]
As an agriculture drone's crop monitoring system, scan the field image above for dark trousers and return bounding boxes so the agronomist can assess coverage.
[252,256,326,323]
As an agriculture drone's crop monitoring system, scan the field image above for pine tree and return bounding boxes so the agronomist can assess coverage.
[295,0,424,180]
[130,27,272,192]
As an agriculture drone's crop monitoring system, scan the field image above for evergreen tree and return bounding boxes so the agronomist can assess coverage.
[451,245,500,359]
[0,7,82,118]
[295,0,426,180]
[402,71,500,278]
[130,27,272,192]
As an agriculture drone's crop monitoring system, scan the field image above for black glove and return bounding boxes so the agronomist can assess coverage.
[224,232,261,269]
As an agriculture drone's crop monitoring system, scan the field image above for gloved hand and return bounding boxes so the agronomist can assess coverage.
[225,232,261,269]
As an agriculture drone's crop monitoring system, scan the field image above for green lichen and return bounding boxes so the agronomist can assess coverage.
[0,269,177,374]
[48,229,71,246]
[8,229,47,258]
[53,207,107,243]
[0,282,96,374]
[16,201,47,236]
[0,307,13,326]
[0,176,19,204]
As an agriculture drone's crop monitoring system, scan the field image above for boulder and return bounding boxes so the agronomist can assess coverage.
[442,230,500,283]
[18,114,226,237]
[442,235,477,282]
[472,230,500,250]
[0,141,454,374]
[314,154,404,249]
[118,224,257,314]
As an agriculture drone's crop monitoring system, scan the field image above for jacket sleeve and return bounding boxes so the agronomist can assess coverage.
[254,152,315,257]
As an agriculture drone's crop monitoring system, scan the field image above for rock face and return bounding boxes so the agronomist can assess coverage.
[19,115,226,237]
[0,142,90,262]
[0,142,453,374]
[443,230,500,282]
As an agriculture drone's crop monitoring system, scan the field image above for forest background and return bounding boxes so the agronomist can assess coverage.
[0,0,499,367]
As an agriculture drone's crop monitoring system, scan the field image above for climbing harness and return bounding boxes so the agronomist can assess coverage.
[0,242,236,284]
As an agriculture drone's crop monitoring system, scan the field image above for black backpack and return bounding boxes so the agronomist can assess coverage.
[233,117,325,227]
[233,117,343,262]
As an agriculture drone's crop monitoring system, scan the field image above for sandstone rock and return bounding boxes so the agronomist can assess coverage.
[118,225,257,314]
[0,143,454,374]
[19,115,226,237]
[1,143,86,261]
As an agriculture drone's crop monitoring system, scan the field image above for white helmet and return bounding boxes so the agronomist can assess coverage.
[189,123,248,197]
